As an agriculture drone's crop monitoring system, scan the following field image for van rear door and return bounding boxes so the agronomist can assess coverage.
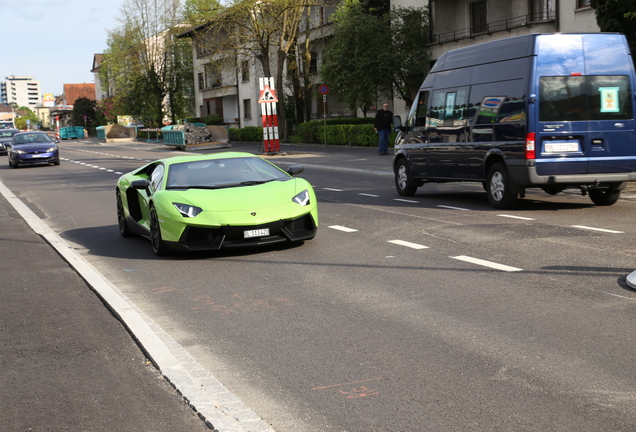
[535,34,636,177]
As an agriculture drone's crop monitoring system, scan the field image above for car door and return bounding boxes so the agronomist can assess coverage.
[401,90,430,178]
[135,163,165,231]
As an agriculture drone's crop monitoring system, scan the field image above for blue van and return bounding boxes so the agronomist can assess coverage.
[393,33,636,208]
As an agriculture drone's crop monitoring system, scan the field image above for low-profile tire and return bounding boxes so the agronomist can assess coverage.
[589,188,621,206]
[486,162,517,209]
[395,158,418,196]
[11,160,18,169]
[116,192,132,238]
[149,206,168,256]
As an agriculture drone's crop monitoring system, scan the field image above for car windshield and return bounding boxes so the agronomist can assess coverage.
[13,134,53,145]
[0,131,16,138]
[166,157,290,189]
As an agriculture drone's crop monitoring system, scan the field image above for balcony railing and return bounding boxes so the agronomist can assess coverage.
[430,11,555,45]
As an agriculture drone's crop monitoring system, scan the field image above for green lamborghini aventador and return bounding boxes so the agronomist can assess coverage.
[116,152,318,256]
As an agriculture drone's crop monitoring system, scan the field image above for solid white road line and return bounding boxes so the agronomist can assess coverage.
[571,225,624,234]
[388,240,429,250]
[451,255,522,272]
[328,225,358,233]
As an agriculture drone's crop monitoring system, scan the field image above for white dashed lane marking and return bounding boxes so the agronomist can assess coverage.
[437,205,470,211]
[387,240,428,250]
[571,225,624,234]
[498,214,536,221]
[450,255,522,272]
[394,198,418,203]
[328,225,358,233]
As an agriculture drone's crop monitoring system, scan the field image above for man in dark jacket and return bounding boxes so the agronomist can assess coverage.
[374,103,393,155]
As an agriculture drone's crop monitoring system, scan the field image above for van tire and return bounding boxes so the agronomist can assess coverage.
[395,159,418,196]
[589,188,621,206]
[487,163,517,209]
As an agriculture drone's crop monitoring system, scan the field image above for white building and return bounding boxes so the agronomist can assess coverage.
[0,76,41,109]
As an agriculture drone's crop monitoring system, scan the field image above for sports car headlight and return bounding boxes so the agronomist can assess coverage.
[173,203,202,217]
[292,189,310,206]
[13,149,26,154]
[46,146,57,152]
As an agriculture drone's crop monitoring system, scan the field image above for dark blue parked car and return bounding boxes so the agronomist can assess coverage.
[8,131,60,168]
[393,33,636,208]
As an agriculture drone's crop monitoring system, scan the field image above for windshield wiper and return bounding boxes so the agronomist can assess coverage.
[240,179,276,186]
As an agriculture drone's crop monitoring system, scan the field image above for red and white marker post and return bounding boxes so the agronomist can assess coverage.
[258,77,280,154]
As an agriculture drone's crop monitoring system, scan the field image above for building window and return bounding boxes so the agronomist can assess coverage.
[241,61,249,82]
[309,52,318,74]
[198,73,204,90]
[577,0,590,8]
[243,99,251,119]
[470,1,487,35]
[530,0,554,21]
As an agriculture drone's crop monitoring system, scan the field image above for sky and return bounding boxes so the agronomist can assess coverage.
[0,0,128,96]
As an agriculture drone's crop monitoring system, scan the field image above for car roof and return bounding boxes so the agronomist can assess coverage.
[159,152,260,166]
[14,131,49,135]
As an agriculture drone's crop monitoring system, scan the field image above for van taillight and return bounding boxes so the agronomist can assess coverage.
[525,133,536,159]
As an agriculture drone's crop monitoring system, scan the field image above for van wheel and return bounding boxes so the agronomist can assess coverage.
[589,188,621,206]
[487,163,517,209]
[395,159,417,196]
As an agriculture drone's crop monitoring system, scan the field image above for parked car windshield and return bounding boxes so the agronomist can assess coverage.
[166,157,289,189]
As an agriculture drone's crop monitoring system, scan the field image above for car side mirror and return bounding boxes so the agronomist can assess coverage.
[131,179,151,191]
[393,115,404,132]
[287,165,304,176]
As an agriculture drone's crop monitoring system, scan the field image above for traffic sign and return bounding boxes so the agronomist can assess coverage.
[258,85,278,103]
[319,85,329,95]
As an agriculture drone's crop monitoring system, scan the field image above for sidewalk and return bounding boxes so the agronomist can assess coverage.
[0,192,212,431]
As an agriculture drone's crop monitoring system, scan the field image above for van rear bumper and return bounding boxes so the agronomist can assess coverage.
[507,160,636,187]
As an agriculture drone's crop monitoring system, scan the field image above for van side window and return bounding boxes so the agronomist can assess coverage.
[469,80,527,141]
[540,75,632,121]
[428,87,469,142]
[406,91,429,128]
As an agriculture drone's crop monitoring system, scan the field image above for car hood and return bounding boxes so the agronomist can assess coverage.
[11,143,56,151]
[163,178,306,211]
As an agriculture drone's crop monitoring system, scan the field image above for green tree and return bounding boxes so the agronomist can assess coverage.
[71,97,98,128]
[590,0,636,62]
[187,0,318,138]
[14,107,39,130]
[321,1,429,113]
[102,0,194,126]
[320,0,392,115]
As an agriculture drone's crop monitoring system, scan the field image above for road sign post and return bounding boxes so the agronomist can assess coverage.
[319,85,329,146]
[258,77,280,154]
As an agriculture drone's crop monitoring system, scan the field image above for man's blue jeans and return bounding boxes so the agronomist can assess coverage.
[378,129,390,154]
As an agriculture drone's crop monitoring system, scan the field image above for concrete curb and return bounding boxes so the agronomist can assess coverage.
[0,180,273,432]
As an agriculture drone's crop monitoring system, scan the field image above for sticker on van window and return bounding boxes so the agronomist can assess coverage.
[599,87,620,113]
[445,92,456,118]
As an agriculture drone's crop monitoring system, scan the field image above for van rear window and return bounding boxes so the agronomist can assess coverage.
[539,75,632,121]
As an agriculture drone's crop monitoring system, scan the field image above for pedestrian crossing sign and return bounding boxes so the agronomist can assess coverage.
[258,85,278,103]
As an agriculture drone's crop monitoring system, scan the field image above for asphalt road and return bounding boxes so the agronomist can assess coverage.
[4,138,636,431]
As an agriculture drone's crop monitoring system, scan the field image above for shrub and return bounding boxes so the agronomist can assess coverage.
[229,126,262,142]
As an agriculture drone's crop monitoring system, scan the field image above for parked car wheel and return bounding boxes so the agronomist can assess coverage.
[487,163,517,209]
[589,187,621,206]
[395,158,417,196]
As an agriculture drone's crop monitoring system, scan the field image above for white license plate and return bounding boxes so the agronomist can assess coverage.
[544,142,579,153]
[31,154,45,158]
[244,228,270,238]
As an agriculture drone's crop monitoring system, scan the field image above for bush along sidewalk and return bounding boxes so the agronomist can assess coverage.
[230,119,396,147]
